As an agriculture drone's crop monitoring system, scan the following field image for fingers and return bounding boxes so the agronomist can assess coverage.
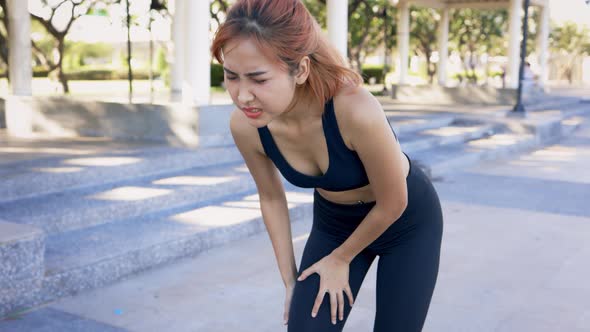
[284,304,289,326]
[337,291,344,322]
[311,288,325,318]
[330,291,337,325]
[311,288,349,325]
[345,284,355,307]
[297,265,315,282]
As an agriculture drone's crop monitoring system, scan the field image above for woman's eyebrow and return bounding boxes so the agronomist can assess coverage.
[223,67,268,77]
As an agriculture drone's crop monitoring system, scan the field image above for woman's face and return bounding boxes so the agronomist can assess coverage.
[222,38,300,127]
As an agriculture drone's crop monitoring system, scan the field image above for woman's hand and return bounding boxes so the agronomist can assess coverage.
[284,283,295,326]
[297,252,355,325]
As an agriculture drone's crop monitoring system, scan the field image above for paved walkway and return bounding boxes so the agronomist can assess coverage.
[2,118,589,331]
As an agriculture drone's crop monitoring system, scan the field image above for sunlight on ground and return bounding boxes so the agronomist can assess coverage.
[241,192,314,204]
[562,117,585,126]
[468,134,522,148]
[63,157,141,166]
[172,205,262,227]
[0,147,98,155]
[222,201,261,209]
[293,233,310,244]
[423,126,482,137]
[233,166,250,173]
[89,186,172,201]
[32,167,84,173]
[523,146,579,162]
[172,191,313,227]
[153,176,237,186]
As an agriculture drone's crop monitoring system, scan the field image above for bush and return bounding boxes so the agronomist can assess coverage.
[65,69,113,80]
[112,69,154,80]
[361,65,385,84]
[33,67,50,77]
[211,63,224,87]
[63,67,157,80]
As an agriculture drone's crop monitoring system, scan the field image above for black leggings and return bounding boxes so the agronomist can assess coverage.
[288,157,443,332]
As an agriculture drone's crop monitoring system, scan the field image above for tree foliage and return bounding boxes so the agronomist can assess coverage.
[409,7,438,83]
[449,8,508,84]
[550,21,590,83]
[29,0,121,93]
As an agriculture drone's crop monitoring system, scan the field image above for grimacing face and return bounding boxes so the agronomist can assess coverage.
[222,37,307,127]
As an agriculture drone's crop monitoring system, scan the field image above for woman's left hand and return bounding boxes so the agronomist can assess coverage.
[297,252,355,325]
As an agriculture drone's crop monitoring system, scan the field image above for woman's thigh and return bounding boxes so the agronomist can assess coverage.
[372,223,442,332]
[288,227,377,332]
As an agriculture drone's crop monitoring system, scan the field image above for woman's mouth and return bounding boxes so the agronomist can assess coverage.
[243,107,263,119]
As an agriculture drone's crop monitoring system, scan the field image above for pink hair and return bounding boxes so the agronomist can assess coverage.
[210,0,362,106]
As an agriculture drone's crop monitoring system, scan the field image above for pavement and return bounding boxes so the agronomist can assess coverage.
[2,114,590,331]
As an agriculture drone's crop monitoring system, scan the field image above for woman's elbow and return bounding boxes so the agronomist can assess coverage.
[380,195,408,224]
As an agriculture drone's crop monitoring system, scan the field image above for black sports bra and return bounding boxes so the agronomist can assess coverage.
[257,98,399,191]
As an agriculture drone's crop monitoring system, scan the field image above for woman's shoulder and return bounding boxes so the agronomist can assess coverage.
[331,85,387,149]
[332,84,385,126]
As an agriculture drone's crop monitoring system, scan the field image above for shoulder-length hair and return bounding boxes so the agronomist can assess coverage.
[210,0,362,106]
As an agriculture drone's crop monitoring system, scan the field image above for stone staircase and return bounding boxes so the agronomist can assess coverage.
[1,104,588,320]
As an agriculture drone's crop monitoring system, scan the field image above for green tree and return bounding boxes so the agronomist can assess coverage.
[29,0,120,93]
[410,7,438,84]
[210,0,231,28]
[303,0,396,74]
[550,21,590,83]
[449,8,508,84]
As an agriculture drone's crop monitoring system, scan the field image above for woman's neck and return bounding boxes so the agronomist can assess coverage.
[277,94,323,128]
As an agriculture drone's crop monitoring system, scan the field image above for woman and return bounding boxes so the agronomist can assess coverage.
[211,1,443,331]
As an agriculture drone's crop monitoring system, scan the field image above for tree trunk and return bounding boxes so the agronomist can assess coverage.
[57,39,69,93]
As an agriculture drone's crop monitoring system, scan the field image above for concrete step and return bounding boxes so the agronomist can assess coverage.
[0,162,258,236]
[524,95,581,112]
[0,220,44,318]
[1,188,314,318]
[410,131,538,179]
[387,113,456,135]
[400,120,501,153]
[0,145,243,204]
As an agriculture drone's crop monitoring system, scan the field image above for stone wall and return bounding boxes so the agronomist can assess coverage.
[0,96,235,147]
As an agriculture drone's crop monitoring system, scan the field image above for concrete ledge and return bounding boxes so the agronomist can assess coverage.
[391,85,516,105]
[389,84,548,106]
[0,97,234,148]
[0,220,45,318]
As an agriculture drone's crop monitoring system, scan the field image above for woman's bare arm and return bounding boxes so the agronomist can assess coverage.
[331,87,409,263]
[229,109,299,287]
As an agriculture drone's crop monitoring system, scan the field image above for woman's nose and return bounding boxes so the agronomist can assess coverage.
[237,85,254,104]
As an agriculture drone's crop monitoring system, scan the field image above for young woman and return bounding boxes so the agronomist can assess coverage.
[211,1,443,331]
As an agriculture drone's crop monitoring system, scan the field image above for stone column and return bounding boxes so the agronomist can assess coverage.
[437,8,450,86]
[169,0,184,101]
[537,4,550,87]
[6,0,33,137]
[327,0,348,60]
[184,0,211,106]
[397,0,410,85]
[507,0,523,89]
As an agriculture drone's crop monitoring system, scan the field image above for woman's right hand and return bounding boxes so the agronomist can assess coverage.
[284,283,295,326]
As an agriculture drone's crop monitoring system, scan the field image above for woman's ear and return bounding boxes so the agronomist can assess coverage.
[294,56,311,85]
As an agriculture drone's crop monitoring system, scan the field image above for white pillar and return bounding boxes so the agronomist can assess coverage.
[327,0,348,60]
[537,4,550,87]
[6,0,33,137]
[397,1,410,85]
[184,0,211,106]
[169,0,184,101]
[507,0,523,89]
[437,8,449,86]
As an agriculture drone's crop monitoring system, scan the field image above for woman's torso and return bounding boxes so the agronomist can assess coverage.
[255,94,410,205]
